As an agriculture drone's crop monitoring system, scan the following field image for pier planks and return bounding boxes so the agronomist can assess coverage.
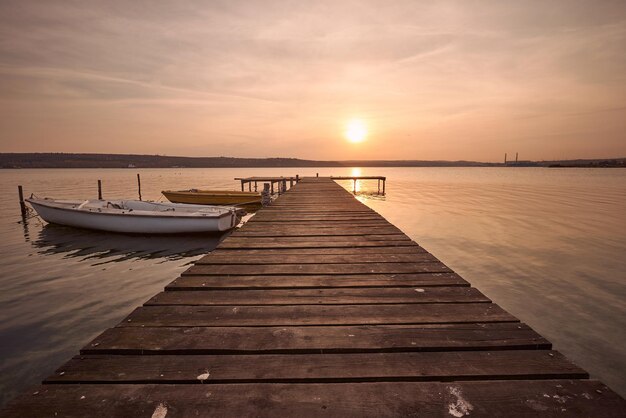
[3,176,624,416]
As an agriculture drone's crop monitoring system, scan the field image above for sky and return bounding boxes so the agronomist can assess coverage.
[0,0,625,161]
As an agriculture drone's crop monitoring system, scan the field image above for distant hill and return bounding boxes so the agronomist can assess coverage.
[0,153,623,169]
[0,153,496,168]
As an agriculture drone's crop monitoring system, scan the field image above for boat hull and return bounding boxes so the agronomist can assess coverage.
[162,190,261,209]
[28,200,237,234]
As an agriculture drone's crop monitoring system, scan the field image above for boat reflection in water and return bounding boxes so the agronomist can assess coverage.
[29,223,226,263]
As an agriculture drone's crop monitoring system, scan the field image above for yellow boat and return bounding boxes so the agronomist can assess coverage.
[162,189,262,210]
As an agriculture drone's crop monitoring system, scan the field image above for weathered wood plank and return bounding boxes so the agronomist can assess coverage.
[4,381,625,418]
[45,351,587,384]
[197,253,438,265]
[224,234,412,242]
[146,287,489,306]
[209,246,428,256]
[119,303,517,327]
[249,218,390,223]
[166,273,469,290]
[218,240,418,249]
[81,323,550,355]
[232,228,404,237]
[184,262,452,276]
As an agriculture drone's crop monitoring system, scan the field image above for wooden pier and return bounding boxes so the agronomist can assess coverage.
[3,177,624,417]
[235,176,298,193]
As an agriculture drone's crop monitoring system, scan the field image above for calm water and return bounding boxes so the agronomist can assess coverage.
[0,167,624,406]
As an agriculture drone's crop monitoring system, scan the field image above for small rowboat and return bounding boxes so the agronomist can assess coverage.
[162,189,262,210]
[26,197,241,234]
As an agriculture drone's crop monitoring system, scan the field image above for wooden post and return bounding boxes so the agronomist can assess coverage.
[248,182,251,192]
[18,185,27,217]
[282,179,287,194]
[382,178,385,195]
[271,181,274,194]
[296,174,300,183]
[241,180,244,192]
[378,179,381,194]
[290,179,294,188]
[98,180,102,200]
[137,174,142,201]
[353,178,356,193]
[261,183,271,206]
[254,181,257,192]
[316,173,319,177]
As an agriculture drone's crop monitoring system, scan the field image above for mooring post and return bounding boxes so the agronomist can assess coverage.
[261,183,271,206]
[18,185,27,217]
[98,180,103,200]
[137,173,142,201]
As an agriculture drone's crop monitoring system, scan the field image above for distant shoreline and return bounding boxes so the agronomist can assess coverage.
[0,153,624,169]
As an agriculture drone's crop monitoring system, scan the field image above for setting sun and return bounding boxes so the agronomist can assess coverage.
[345,119,367,143]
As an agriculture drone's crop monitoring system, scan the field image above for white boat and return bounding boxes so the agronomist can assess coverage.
[26,197,241,234]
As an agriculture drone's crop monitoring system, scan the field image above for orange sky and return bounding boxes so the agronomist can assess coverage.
[0,1,625,161]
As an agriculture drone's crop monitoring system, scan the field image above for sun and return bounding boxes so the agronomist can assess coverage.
[345,119,367,143]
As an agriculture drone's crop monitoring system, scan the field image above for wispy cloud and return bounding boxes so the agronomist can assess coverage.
[0,0,624,160]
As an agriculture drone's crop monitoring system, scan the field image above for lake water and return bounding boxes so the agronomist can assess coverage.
[0,167,624,406]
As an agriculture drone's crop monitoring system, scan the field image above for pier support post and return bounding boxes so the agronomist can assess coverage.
[18,185,27,217]
[382,179,385,195]
[261,183,271,206]
[353,178,357,193]
[97,180,102,200]
[296,174,299,183]
[241,180,244,192]
[254,182,257,192]
[137,174,142,201]
[248,182,252,192]
[271,182,274,194]
[378,179,380,194]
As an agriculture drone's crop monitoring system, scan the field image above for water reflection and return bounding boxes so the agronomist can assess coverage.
[29,223,226,263]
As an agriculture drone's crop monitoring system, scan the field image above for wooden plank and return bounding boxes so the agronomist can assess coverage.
[197,253,438,264]
[225,235,412,242]
[239,222,394,229]
[4,381,625,417]
[45,351,587,384]
[119,303,517,327]
[146,287,489,306]
[81,323,551,355]
[166,273,469,290]
[218,240,418,249]
[248,216,389,222]
[183,262,452,276]
[232,228,405,237]
[209,246,427,255]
